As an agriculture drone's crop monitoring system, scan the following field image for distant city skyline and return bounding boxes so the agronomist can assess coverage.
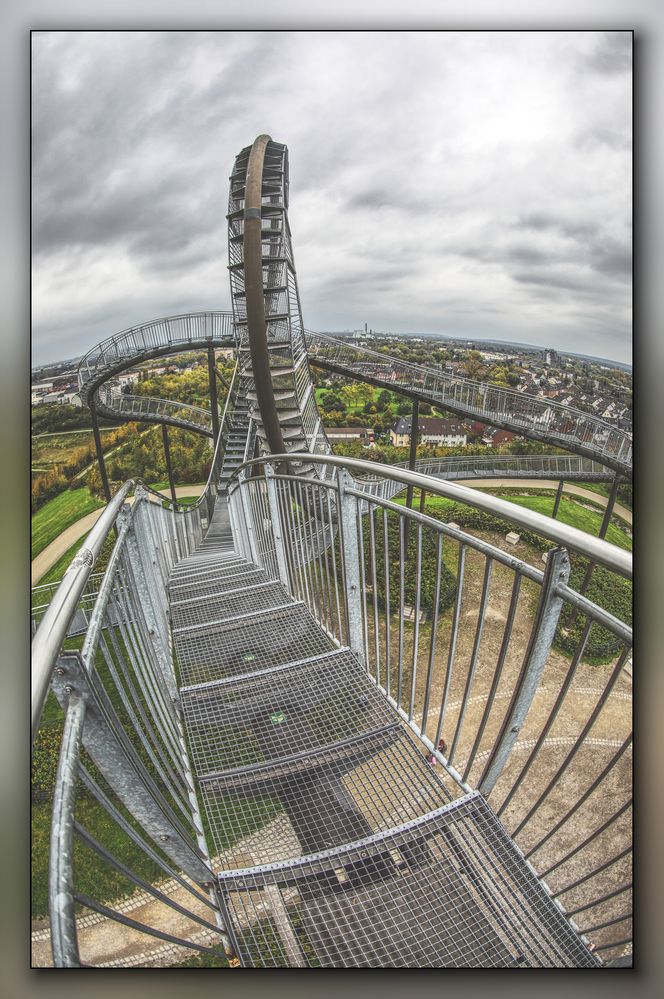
[32,31,632,365]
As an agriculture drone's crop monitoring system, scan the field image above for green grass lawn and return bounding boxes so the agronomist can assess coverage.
[399,490,632,552]
[150,480,205,492]
[32,487,104,559]
[33,538,86,586]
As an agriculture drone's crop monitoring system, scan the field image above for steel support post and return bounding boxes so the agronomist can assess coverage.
[161,424,177,506]
[49,690,87,968]
[405,397,420,511]
[89,395,111,503]
[336,468,365,662]
[125,509,179,703]
[214,365,229,391]
[207,346,220,446]
[264,464,290,587]
[552,479,564,520]
[51,655,211,883]
[239,477,260,565]
[404,398,419,549]
[479,547,570,796]
[598,476,620,540]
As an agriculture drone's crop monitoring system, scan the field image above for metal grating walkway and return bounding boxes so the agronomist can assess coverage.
[169,495,600,968]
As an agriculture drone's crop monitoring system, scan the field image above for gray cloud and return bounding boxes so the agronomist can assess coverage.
[32,30,632,365]
[585,32,632,76]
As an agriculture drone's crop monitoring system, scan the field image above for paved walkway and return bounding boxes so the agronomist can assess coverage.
[31,479,631,587]
[31,485,206,585]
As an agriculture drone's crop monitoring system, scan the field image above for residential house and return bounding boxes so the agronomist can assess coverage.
[326,427,375,447]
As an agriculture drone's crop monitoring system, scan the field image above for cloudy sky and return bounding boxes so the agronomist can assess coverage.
[31,30,632,365]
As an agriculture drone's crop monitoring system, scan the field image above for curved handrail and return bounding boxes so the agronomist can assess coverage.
[31,479,135,741]
[230,452,632,578]
[76,311,631,477]
[305,330,632,476]
[78,311,236,389]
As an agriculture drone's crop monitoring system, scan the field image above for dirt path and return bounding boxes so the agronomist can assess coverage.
[31,485,206,585]
[455,478,632,525]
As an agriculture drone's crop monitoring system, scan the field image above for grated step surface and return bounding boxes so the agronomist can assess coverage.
[219,793,601,969]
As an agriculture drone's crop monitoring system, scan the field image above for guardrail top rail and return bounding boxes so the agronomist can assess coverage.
[304,330,632,475]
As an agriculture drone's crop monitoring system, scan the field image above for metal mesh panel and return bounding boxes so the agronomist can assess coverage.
[181,648,395,777]
[172,581,290,631]
[170,559,257,588]
[200,728,455,870]
[170,568,270,602]
[173,601,336,687]
[219,793,600,968]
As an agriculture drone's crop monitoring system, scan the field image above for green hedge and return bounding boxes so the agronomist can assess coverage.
[417,504,630,662]
[363,512,457,616]
[556,558,632,660]
[31,725,63,799]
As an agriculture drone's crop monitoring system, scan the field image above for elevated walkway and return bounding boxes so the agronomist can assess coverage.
[168,496,600,968]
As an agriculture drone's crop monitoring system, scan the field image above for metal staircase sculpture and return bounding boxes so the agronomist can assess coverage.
[32,135,632,968]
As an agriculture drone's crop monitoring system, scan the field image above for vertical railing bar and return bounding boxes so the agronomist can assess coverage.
[369,504,381,685]
[433,544,467,750]
[264,464,290,588]
[90,621,195,825]
[295,478,314,612]
[72,822,225,935]
[421,531,443,738]
[382,507,391,699]
[408,521,423,722]
[480,548,571,800]
[566,883,631,917]
[336,469,364,660]
[538,799,632,880]
[462,571,522,783]
[282,480,301,603]
[292,479,312,610]
[449,556,493,766]
[317,487,334,636]
[116,557,182,752]
[97,628,190,803]
[327,489,344,640]
[552,845,632,899]
[524,735,632,859]
[397,516,406,710]
[307,482,326,629]
[77,765,216,910]
[109,565,182,757]
[509,646,630,832]
[498,619,594,815]
[357,503,370,667]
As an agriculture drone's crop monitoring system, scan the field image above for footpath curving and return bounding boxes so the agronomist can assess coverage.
[31,485,206,585]
[31,480,630,587]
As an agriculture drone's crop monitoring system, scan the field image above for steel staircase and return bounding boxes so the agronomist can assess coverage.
[165,494,601,968]
[33,134,631,968]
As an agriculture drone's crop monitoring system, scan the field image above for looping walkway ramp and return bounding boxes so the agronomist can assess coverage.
[33,134,632,968]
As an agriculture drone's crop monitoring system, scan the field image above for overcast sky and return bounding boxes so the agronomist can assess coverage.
[31,30,632,366]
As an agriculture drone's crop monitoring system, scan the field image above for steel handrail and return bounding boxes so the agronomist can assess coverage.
[182,358,240,514]
[230,453,632,578]
[304,330,632,472]
[305,329,624,441]
[31,479,135,742]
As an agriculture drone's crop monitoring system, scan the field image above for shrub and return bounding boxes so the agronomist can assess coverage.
[31,725,63,799]
[556,558,632,661]
[363,512,457,616]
